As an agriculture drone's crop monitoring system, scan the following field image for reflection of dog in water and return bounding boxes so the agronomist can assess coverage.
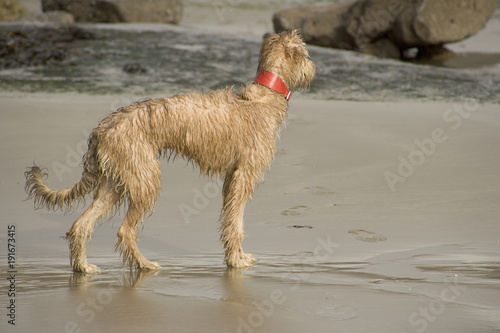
[25,30,316,273]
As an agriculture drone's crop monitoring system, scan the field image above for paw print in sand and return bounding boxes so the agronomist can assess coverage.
[348,229,387,242]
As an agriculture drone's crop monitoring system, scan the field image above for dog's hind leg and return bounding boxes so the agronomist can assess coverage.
[67,178,120,274]
[115,205,161,271]
[114,155,162,271]
[220,166,258,268]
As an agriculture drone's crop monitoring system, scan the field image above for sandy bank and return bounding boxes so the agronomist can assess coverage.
[0,93,499,332]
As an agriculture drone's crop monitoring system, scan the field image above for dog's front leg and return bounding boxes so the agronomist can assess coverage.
[220,167,257,268]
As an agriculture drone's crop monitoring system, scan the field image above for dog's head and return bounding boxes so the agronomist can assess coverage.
[257,30,316,92]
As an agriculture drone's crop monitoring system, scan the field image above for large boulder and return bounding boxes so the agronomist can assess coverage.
[391,0,498,47]
[33,11,75,24]
[273,0,403,58]
[41,0,183,24]
[273,3,353,49]
[0,0,26,21]
[273,0,498,59]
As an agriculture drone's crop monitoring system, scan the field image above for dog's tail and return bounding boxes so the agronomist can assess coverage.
[24,165,98,212]
[25,136,101,212]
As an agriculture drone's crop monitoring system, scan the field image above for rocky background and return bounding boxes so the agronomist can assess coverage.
[0,0,182,24]
[0,0,26,20]
[0,0,498,67]
[0,0,183,69]
[0,25,96,69]
[1,0,498,62]
[40,0,182,24]
[273,0,498,60]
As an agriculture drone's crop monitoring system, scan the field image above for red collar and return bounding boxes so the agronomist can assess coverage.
[253,70,291,101]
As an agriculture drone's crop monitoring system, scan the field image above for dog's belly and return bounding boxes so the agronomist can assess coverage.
[167,127,245,175]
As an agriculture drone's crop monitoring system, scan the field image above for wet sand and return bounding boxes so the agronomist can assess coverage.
[2,1,500,332]
[1,94,499,332]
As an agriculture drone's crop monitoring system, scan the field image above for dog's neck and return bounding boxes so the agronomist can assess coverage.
[253,70,291,101]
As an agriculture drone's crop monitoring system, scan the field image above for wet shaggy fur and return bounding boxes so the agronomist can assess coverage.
[25,30,316,274]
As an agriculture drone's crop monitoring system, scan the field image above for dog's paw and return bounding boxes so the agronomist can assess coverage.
[227,252,257,268]
[74,262,101,275]
[138,260,162,271]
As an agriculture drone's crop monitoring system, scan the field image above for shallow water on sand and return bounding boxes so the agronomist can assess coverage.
[1,243,499,333]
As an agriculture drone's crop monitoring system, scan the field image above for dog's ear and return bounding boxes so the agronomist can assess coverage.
[262,32,273,40]
[262,32,280,45]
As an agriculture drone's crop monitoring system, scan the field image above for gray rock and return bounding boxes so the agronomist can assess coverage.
[123,62,148,74]
[33,11,75,24]
[0,26,96,69]
[273,0,498,59]
[343,0,403,49]
[361,37,400,59]
[41,0,183,24]
[0,0,26,21]
[273,3,353,49]
[391,0,498,47]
